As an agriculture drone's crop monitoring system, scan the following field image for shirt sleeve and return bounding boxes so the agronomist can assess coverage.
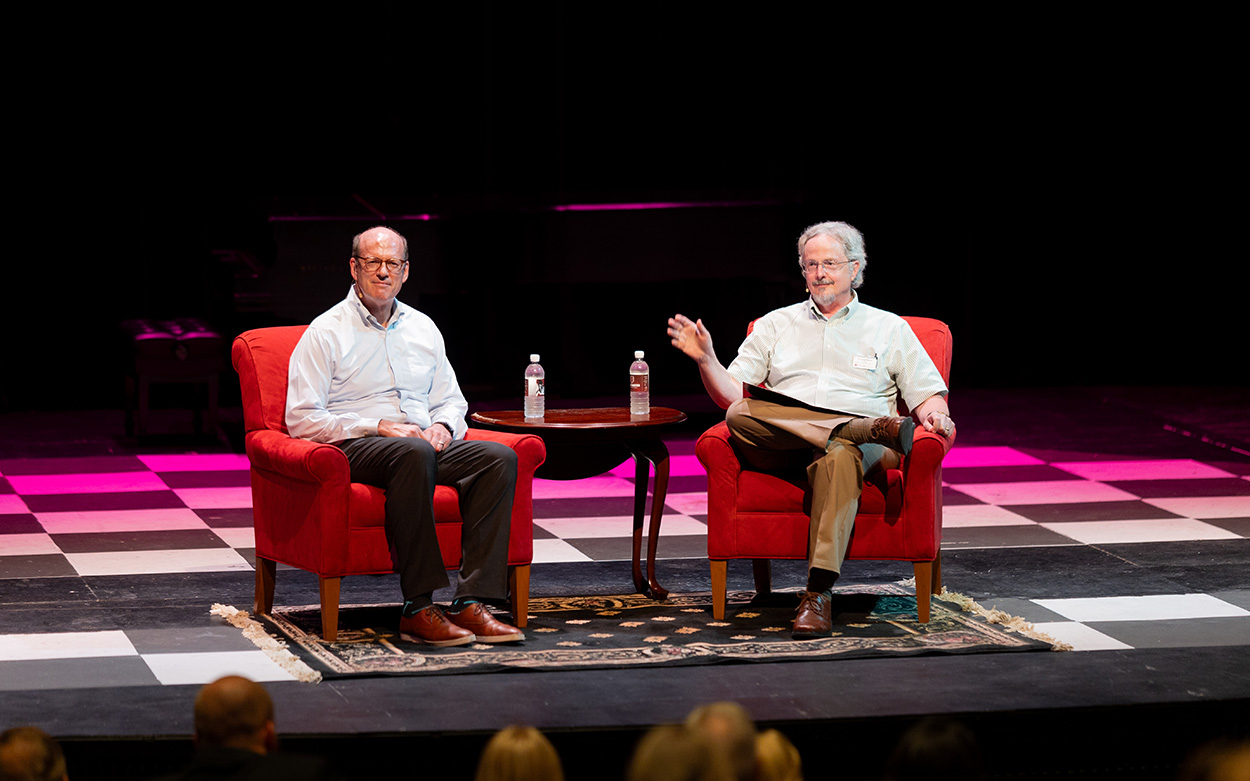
[889,320,949,413]
[422,329,468,439]
[285,327,381,443]
[726,317,774,387]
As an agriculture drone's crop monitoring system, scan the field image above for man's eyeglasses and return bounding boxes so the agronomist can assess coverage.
[354,256,408,273]
[802,259,853,273]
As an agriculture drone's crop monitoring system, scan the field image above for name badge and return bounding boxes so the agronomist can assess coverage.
[853,355,878,370]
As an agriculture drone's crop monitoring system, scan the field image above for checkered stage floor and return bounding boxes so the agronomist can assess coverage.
[2,439,1250,689]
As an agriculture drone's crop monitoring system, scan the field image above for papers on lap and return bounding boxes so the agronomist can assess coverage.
[746,385,848,416]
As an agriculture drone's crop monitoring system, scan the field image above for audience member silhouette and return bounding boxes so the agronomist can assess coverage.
[474,725,564,781]
[154,675,333,780]
[0,727,68,781]
[755,729,803,781]
[628,725,733,781]
[881,717,984,781]
[685,702,757,781]
[1176,737,1250,781]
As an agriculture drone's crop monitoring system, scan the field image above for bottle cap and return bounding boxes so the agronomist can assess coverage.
[530,354,540,362]
[634,350,645,359]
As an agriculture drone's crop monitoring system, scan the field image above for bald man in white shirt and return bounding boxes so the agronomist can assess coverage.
[287,226,523,647]
[668,221,953,638]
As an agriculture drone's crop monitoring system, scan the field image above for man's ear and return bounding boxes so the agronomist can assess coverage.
[262,721,278,754]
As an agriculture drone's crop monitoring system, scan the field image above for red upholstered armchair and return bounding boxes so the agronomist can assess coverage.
[696,316,953,623]
[232,326,546,640]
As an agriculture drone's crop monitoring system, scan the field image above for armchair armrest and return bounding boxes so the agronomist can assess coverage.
[244,429,351,485]
[901,428,954,482]
[695,421,742,477]
[465,428,547,480]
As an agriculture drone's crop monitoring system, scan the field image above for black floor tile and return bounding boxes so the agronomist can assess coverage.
[194,508,254,527]
[22,491,186,513]
[156,470,252,488]
[0,657,160,691]
[1084,616,1250,649]
[50,529,230,554]
[941,525,1077,549]
[1004,500,1185,523]
[0,514,42,533]
[0,554,78,579]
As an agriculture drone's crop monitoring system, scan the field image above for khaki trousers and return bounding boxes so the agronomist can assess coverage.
[725,398,893,574]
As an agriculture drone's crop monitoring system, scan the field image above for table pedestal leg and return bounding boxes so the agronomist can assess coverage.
[630,439,671,600]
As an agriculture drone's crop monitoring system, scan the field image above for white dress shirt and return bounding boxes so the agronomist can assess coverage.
[286,288,469,444]
[727,293,947,418]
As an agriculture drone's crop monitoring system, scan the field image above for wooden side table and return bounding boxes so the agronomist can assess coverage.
[469,407,687,599]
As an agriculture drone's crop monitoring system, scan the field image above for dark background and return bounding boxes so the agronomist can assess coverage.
[5,9,1241,413]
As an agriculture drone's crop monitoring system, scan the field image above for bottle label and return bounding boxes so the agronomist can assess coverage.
[630,373,648,393]
[526,378,545,397]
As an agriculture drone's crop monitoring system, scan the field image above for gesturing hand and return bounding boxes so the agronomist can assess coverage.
[667,313,715,365]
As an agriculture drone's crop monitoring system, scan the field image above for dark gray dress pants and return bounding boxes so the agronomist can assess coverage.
[338,436,517,602]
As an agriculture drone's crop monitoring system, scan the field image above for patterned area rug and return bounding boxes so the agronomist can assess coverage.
[239,584,1058,679]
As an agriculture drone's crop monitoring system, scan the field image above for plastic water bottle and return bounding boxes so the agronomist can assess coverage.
[630,350,650,416]
[524,354,545,419]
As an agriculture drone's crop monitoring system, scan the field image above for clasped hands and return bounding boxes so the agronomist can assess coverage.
[378,419,452,451]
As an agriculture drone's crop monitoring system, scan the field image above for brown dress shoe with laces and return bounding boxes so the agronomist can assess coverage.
[792,591,833,639]
[837,416,916,456]
[399,605,476,647]
[446,602,525,643]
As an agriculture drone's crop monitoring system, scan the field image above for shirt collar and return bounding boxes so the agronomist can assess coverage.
[807,290,859,323]
[346,286,403,329]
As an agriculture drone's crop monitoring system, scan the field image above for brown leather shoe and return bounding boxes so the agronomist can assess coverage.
[399,605,476,647]
[837,416,916,456]
[792,591,833,639]
[446,602,525,643]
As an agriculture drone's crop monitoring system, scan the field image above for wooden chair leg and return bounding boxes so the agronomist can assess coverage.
[711,560,728,620]
[254,557,276,615]
[913,561,933,623]
[319,576,341,641]
[509,564,530,628]
[752,559,772,595]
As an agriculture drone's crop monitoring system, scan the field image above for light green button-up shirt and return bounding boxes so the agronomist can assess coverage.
[727,293,947,418]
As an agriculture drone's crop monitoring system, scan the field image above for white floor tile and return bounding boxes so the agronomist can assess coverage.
[535,514,709,540]
[65,548,253,576]
[1041,518,1240,545]
[0,631,137,661]
[142,650,301,685]
[1142,496,1250,519]
[35,508,209,534]
[608,454,708,477]
[942,505,1039,528]
[8,472,170,495]
[530,538,594,563]
[212,527,256,549]
[1051,460,1235,481]
[533,476,637,499]
[0,533,62,556]
[171,487,253,509]
[0,495,30,514]
[952,480,1138,506]
[662,493,708,517]
[1028,621,1133,651]
[1033,594,1250,622]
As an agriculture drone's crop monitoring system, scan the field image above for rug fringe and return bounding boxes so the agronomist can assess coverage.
[211,604,323,683]
[896,579,1073,652]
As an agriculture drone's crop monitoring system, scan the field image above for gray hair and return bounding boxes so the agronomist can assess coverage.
[797,221,867,289]
[352,226,409,260]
